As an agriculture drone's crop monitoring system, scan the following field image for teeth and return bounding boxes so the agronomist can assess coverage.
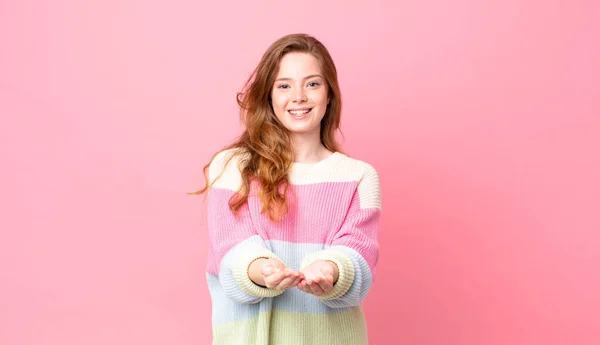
[289,109,311,115]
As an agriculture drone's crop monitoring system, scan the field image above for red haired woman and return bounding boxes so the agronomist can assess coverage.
[196,33,381,345]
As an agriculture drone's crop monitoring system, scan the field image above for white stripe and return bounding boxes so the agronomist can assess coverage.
[209,149,381,210]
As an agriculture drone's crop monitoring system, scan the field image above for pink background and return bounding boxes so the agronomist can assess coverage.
[1,1,599,344]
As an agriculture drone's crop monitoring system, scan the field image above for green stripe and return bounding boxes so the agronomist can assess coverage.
[212,308,368,345]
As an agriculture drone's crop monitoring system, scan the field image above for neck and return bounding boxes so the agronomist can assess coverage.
[290,132,332,163]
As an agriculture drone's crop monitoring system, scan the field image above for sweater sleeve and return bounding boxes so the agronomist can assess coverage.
[300,164,381,308]
[206,150,284,304]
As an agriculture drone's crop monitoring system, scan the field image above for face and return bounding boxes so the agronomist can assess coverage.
[270,52,329,137]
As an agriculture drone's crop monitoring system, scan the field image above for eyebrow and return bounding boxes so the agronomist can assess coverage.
[275,74,324,82]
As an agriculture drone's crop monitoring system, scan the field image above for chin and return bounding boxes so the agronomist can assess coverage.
[286,125,318,134]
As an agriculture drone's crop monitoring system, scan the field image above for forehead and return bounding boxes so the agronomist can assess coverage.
[276,52,322,78]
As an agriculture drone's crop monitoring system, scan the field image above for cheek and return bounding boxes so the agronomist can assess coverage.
[312,90,329,106]
[272,97,287,115]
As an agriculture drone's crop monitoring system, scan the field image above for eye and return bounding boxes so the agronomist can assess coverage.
[308,81,320,87]
[277,84,290,89]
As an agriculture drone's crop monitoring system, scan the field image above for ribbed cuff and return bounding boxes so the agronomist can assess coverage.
[301,250,355,300]
[232,248,284,298]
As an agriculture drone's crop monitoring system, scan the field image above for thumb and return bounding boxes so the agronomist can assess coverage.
[320,264,333,275]
[262,262,279,275]
[320,265,334,279]
[262,266,273,275]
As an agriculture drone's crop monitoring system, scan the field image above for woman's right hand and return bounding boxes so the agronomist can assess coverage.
[249,258,304,291]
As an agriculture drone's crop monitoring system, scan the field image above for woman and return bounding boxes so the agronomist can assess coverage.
[196,33,381,345]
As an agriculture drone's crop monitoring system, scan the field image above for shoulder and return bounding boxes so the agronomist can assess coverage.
[336,154,381,210]
[290,152,379,186]
[334,153,380,184]
[208,147,248,191]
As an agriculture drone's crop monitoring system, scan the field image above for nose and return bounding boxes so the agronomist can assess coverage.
[293,87,307,102]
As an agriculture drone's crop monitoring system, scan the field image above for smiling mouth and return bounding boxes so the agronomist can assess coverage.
[288,108,313,116]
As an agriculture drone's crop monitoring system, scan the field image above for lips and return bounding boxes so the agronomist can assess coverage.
[288,108,313,116]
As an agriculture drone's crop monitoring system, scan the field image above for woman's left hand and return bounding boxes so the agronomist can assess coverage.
[297,260,339,296]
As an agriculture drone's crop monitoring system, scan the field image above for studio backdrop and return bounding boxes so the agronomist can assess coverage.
[1,1,598,344]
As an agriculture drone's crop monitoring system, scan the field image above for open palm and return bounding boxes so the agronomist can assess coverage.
[297,260,338,296]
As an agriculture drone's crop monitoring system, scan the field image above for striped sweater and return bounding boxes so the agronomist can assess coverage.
[206,149,381,345]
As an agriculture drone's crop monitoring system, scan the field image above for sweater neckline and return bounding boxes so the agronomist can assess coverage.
[291,151,342,174]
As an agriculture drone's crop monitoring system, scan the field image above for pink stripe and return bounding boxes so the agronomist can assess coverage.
[330,208,380,273]
[205,181,379,274]
[206,188,256,275]
[254,182,359,243]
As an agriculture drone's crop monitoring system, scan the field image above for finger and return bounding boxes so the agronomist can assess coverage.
[276,270,298,288]
[288,276,301,289]
[307,280,324,296]
[298,279,309,292]
[321,272,334,284]
[275,275,298,290]
[262,266,274,276]
[299,282,312,294]
[264,271,286,288]
[286,271,303,287]
[268,268,297,288]
[262,263,281,276]
[303,273,317,285]
[309,282,325,296]
[291,275,303,287]
[317,278,333,293]
[320,269,333,281]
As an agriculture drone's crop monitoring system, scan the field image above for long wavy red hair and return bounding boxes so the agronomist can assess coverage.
[194,33,343,222]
